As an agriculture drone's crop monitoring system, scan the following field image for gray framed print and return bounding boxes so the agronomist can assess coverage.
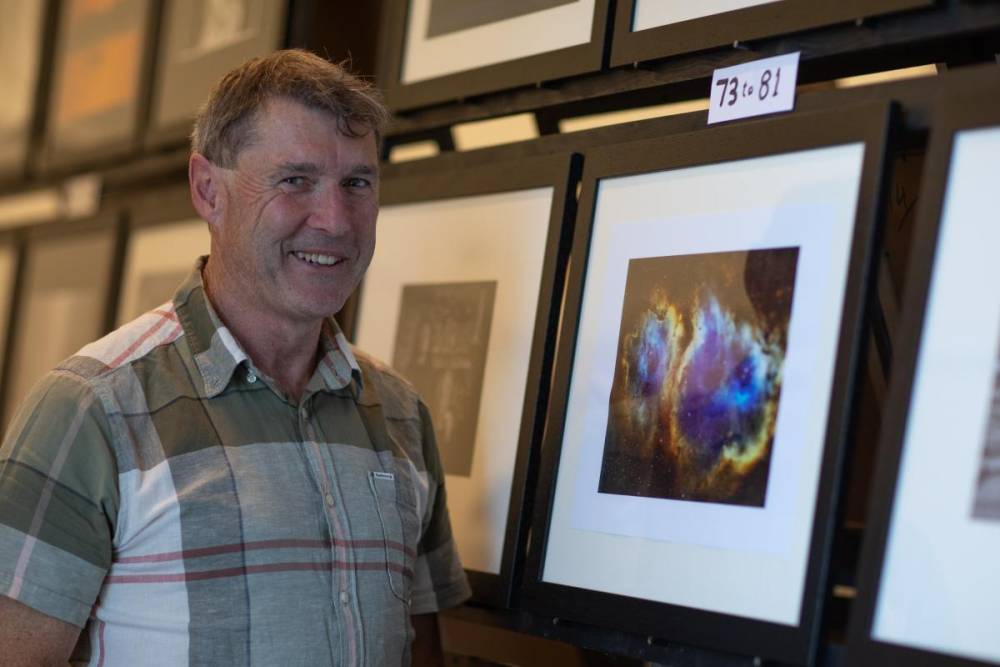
[379,0,609,111]
[43,0,154,169]
[147,0,288,147]
[2,219,118,430]
[353,154,578,607]
[522,103,893,663]
[611,0,934,66]
[848,91,1000,667]
[0,0,47,178]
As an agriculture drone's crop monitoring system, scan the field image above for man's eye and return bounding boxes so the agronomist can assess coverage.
[283,176,306,187]
[343,178,371,189]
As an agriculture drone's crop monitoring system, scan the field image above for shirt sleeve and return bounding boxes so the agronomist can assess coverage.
[408,400,471,615]
[0,370,119,627]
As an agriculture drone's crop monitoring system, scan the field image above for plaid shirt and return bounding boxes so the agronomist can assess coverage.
[0,258,470,666]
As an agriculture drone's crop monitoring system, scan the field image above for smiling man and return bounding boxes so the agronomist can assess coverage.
[0,50,470,666]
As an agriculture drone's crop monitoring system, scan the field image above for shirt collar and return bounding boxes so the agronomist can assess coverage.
[174,256,364,399]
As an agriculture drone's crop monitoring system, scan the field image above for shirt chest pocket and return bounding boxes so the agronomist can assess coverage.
[368,471,419,604]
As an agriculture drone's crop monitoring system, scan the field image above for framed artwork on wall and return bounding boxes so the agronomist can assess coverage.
[0,0,48,179]
[42,0,156,171]
[147,0,289,148]
[0,234,20,403]
[847,92,1000,667]
[611,0,934,66]
[522,103,893,664]
[353,154,580,606]
[378,0,610,111]
[1,217,119,431]
[118,186,210,325]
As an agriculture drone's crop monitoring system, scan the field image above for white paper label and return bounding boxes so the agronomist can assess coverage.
[708,52,800,125]
[372,472,395,481]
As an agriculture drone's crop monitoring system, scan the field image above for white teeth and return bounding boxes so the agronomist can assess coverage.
[294,251,340,266]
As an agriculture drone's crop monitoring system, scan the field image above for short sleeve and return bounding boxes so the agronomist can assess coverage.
[408,400,471,615]
[0,370,119,626]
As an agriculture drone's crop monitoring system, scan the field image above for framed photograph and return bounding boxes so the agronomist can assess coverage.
[846,92,1000,667]
[118,186,209,325]
[379,0,610,111]
[147,0,289,148]
[353,154,579,606]
[1,216,119,430]
[42,0,156,170]
[0,234,20,402]
[0,0,47,179]
[522,103,893,663]
[611,0,934,66]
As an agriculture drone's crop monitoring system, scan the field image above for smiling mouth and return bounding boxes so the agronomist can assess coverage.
[293,251,341,266]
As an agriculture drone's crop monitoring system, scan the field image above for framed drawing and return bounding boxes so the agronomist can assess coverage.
[522,103,893,663]
[118,186,209,325]
[0,234,20,404]
[1,216,119,430]
[0,0,47,179]
[378,0,610,111]
[147,0,289,148]
[353,154,579,606]
[42,0,156,171]
[611,0,934,66]
[847,93,1000,667]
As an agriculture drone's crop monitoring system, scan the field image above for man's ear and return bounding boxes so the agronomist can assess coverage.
[189,153,224,229]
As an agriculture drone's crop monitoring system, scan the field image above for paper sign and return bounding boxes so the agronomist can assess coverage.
[708,52,800,125]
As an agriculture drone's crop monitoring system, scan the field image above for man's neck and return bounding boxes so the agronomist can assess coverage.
[202,260,321,404]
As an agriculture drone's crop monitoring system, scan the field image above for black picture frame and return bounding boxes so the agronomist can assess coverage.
[352,153,581,607]
[145,0,289,149]
[846,90,1000,667]
[0,230,23,419]
[610,0,934,67]
[521,102,894,664]
[378,0,610,112]
[39,0,160,174]
[0,213,123,431]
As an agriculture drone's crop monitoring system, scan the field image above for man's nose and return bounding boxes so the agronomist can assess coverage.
[307,186,351,233]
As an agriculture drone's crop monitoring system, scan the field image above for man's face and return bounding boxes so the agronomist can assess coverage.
[211,97,379,324]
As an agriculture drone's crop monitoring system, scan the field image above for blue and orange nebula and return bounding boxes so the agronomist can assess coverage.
[599,248,798,506]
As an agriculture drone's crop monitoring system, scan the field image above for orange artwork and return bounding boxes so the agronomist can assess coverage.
[56,28,140,127]
[72,0,122,20]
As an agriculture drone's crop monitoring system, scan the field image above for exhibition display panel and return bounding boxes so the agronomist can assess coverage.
[523,103,894,664]
[354,154,580,606]
[0,0,47,178]
[378,0,609,110]
[847,92,1000,667]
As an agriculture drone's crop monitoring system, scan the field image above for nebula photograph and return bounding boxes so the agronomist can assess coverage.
[598,247,799,507]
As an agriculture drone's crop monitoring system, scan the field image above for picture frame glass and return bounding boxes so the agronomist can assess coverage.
[4,231,115,425]
[401,0,596,83]
[542,143,867,625]
[355,186,555,575]
[871,125,1000,663]
[117,218,210,325]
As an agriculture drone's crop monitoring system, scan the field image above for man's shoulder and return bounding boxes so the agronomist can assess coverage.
[64,302,186,382]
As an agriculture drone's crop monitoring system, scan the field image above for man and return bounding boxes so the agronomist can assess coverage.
[0,50,470,666]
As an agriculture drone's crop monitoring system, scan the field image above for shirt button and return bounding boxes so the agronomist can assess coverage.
[247,372,257,383]
[340,590,350,605]
[324,493,334,508]
[300,406,309,419]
